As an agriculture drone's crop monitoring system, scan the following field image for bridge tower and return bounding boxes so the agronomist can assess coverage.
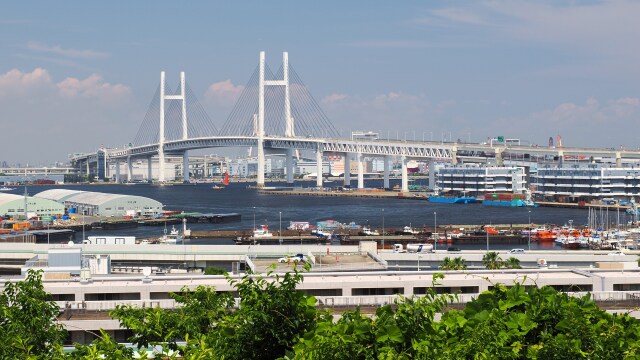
[257,51,297,187]
[158,71,188,183]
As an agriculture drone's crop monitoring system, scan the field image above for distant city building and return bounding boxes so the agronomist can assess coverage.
[435,165,527,196]
[532,165,640,200]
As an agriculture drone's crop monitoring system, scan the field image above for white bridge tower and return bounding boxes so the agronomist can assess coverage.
[158,71,188,183]
[257,51,296,187]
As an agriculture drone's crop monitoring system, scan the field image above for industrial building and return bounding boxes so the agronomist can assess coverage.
[0,193,65,218]
[34,189,163,217]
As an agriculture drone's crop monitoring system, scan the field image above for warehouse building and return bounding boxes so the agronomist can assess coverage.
[0,193,65,219]
[34,189,163,217]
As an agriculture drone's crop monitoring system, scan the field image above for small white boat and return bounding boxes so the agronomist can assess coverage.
[253,225,273,238]
[159,225,184,244]
[0,186,15,191]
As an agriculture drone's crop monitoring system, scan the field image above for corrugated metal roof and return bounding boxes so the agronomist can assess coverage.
[65,192,128,206]
[35,189,162,208]
[35,189,85,202]
[0,193,23,206]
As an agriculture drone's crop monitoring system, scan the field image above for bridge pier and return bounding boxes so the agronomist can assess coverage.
[357,152,364,189]
[182,151,189,183]
[343,153,351,187]
[147,157,153,183]
[616,152,622,167]
[495,148,504,166]
[316,146,323,188]
[115,160,121,183]
[428,159,435,190]
[383,155,390,189]
[286,148,294,184]
[557,150,564,167]
[127,157,133,183]
[401,156,409,193]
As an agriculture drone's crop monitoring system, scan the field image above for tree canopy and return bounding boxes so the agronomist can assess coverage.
[3,268,640,359]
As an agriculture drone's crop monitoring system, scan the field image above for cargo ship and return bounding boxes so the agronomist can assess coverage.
[482,193,536,207]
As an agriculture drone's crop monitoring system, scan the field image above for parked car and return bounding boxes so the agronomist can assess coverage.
[608,251,625,256]
[447,247,461,252]
[278,254,307,263]
[509,248,525,254]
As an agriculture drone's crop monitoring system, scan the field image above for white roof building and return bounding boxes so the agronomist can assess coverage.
[34,189,163,217]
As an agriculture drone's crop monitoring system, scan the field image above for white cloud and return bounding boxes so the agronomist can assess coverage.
[204,80,243,104]
[0,68,131,102]
[0,68,53,96]
[321,93,348,104]
[56,74,131,100]
[26,41,109,59]
[487,97,640,148]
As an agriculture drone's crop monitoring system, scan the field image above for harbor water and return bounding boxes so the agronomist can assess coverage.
[26,180,631,251]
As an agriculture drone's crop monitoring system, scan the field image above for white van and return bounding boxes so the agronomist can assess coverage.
[509,248,525,254]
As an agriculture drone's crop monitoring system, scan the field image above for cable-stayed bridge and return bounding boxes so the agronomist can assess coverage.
[71,52,640,192]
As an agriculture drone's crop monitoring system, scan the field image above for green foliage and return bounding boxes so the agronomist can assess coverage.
[439,256,467,270]
[203,266,227,275]
[0,269,66,359]
[483,251,503,269]
[67,330,133,359]
[6,268,640,359]
[504,257,522,269]
[109,285,234,354]
[211,263,322,360]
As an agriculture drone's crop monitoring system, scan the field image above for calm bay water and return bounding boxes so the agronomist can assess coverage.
[27,180,625,250]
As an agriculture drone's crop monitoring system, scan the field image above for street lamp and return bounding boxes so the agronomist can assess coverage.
[433,212,437,252]
[382,209,385,251]
[486,223,489,251]
[528,210,531,251]
[82,209,85,242]
[253,206,256,231]
[279,211,282,243]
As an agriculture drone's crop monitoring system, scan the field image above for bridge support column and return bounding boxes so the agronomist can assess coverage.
[495,148,504,166]
[343,153,351,187]
[147,157,153,183]
[115,160,121,183]
[401,156,409,193]
[616,152,622,167]
[127,157,133,183]
[429,159,436,190]
[357,152,364,189]
[182,151,189,183]
[85,160,89,178]
[557,151,564,167]
[286,148,294,184]
[383,155,391,189]
[316,146,323,188]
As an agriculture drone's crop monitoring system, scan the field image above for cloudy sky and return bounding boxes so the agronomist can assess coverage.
[1,1,639,165]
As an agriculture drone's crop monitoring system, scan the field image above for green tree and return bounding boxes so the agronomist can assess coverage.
[212,264,324,360]
[0,269,66,359]
[439,256,467,270]
[109,285,234,354]
[482,251,503,269]
[504,256,522,269]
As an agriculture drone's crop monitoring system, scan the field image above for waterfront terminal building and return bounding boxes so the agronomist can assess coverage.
[34,189,163,217]
[0,193,65,218]
[435,165,527,196]
[532,165,640,201]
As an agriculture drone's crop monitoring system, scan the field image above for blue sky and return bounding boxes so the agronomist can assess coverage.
[1,1,639,165]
